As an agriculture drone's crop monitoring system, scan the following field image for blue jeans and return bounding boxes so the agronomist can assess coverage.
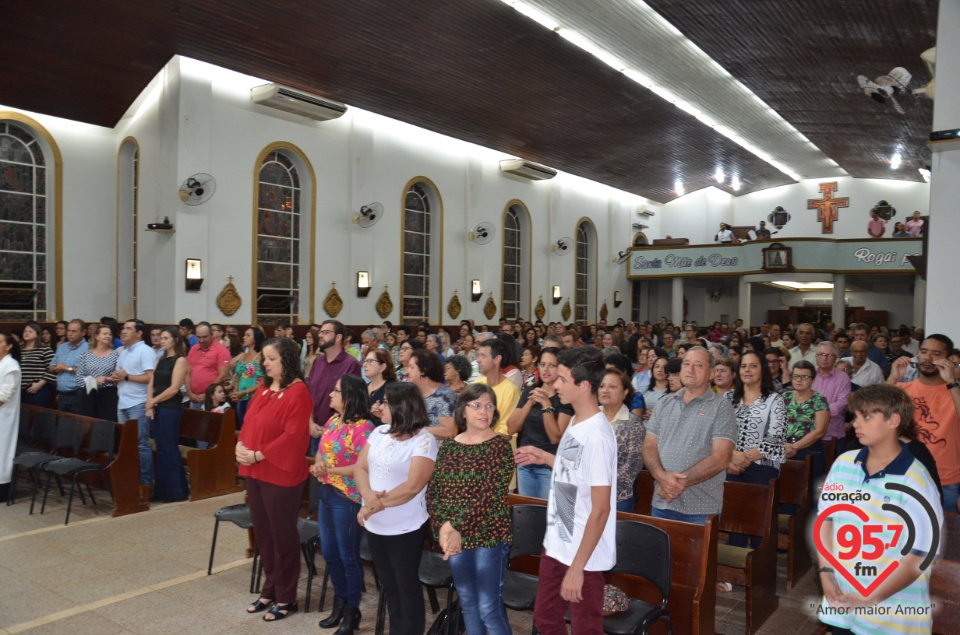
[650,507,710,525]
[152,407,189,501]
[317,484,364,607]
[517,464,552,499]
[119,402,152,485]
[447,542,512,635]
[616,497,636,513]
[943,483,959,513]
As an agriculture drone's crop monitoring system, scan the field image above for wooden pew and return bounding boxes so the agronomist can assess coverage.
[777,457,813,590]
[178,408,244,501]
[716,480,779,635]
[507,493,717,635]
[932,512,960,635]
[20,406,147,517]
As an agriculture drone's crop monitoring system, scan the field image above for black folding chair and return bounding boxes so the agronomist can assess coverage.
[38,420,116,524]
[503,504,548,635]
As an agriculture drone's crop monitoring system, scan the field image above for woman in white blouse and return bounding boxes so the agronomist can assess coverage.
[0,333,22,503]
[354,382,437,635]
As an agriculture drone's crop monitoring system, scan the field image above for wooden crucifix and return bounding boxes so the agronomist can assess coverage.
[807,182,848,234]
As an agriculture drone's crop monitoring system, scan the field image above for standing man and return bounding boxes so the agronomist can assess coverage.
[754,220,772,239]
[889,334,960,511]
[474,338,521,434]
[515,347,616,634]
[561,330,579,350]
[306,320,362,453]
[812,341,852,451]
[788,323,818,370]
[834,332,851,359]
[661,332,678,358]
[149,326,164,359]
[769,323,783,348]
[905,210,924,237]
[185,322,231,410]
[867,210,886,238]
[113,320,156,488]
[642,347,736,524]
[848,340,884,387]
[844,323,889,373]
[178,318,198,349]
[49,319,86,414]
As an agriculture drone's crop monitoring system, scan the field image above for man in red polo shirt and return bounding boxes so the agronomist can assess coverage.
[186,322,231,409]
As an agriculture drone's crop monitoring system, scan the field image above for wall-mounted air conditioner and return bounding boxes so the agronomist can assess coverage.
[251,84,347,121]
[638,206,657,217]
[499,159,557,181]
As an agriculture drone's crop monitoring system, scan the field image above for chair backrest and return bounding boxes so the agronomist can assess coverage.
[610,519,672,602]
[510,504,548,559]
[53,418,84,455]
[88,420,117,459]
[32,410,57,446]
[308,476,321,517]
[778,457,812,508]
[19,409,31,439]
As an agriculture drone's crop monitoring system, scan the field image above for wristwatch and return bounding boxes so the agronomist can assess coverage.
[947,381,960,390]
[541,406,556,414]
[816,567,834,574]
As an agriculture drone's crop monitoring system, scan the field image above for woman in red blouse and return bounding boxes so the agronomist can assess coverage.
[236,337,313,621]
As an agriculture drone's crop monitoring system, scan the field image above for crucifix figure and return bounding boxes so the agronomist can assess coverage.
[807,182,849,234]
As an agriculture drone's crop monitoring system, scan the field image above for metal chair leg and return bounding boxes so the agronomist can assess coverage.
[207,518,220,576]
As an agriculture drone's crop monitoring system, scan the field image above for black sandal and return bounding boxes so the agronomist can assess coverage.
[263,602,298,622]
[247,598,273,614]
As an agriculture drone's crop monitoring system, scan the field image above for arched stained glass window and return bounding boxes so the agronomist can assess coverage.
[575,220,595,323]
[502,203,530,320]
[402,182,435,322]
[256,150,301,325]
[0,121,47,321]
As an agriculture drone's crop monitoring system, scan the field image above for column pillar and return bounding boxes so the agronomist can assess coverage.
[832,273,846,329]
[913,275,926,328]
[738,278,751,329]
[671,277,684,325]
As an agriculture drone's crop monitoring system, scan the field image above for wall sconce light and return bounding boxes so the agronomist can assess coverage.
[614,290,623,308]
[552,285,561,305]
[185,258,203,291]
[357,271,372,298]
[471,279,482,302]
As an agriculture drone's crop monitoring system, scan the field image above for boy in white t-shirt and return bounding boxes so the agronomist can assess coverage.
[515,347,617,634]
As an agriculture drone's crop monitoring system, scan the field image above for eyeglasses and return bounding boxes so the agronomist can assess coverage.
[319,330,336,336]
[791,374,813,381]
[816,353,836,358]
[466,401,495,413]
[400,345,413,351]
[362,358,380,365]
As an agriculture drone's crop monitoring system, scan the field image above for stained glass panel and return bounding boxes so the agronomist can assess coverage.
[0,163,32,192]
[0,192,32,223]
[256,150,301,323]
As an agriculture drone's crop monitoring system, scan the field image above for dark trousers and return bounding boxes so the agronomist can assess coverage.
[57,391,86,415]
[21,385,52,408]
[726,463,780,548]
[236,398,250,429]
[534,552,606,634]
[367,522,428,635]
[152,407,189,501]
[247,477,306,604]
[86,386,119,421]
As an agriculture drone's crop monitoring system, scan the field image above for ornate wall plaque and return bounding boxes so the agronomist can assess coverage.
[483,293,497,320]
[376,286,393,319]
[599,301,609,321]
[216,276,241,316]
[534,295,545,320]
[447,290,462,319]
[561,299,571,322]
[323,282,343,317]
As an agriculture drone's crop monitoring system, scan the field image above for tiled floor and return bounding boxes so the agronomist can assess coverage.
[0,478,825,634]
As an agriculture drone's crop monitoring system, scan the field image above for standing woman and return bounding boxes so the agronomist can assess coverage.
[519,345,540,388]
[781,360,829,478]
[19,322,55,408]
[310,375,376,633]
[302,330,320,378]
[54,321,68,347]
[725,351,786,547]
[642,356,671,419]
[77,325,119,419]
[506,347,572,498]
[355,382,438,635]
[0,333,22,503]
[363,348,396,426]
[41,326,57,350]
[427,385,513,635]
[230,326,264,428]
[408,350,458,440]
[236,337,313,621]
[145,327,190,502]
[598,368,646,512]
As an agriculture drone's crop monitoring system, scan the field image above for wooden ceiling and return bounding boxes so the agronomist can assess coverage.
[0,0,936,202]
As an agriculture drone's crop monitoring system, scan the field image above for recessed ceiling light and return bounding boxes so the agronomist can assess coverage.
[766,281,835,291]
[890,152,902,170]
[674,179,685,196]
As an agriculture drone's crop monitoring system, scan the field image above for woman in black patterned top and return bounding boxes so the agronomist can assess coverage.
[76,325,119,419]
[19,322,55,408]
[426,383,513,635]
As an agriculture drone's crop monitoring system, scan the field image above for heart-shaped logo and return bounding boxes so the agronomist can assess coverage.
[813,503,900,597]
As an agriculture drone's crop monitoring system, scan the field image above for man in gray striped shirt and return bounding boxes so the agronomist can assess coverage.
[641,347,736,524]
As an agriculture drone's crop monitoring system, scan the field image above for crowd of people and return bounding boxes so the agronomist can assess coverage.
[0,311,954,634]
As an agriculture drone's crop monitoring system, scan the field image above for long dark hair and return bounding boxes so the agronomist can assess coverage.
[338,374,372,423]
[161,326,188,358]
[647,357,669,392]
[382,382,429,437]
[0,332,22,364]
[452,383,499,433]
[731,350,775,407]
[262,337,304,389]
[248,326,266,353]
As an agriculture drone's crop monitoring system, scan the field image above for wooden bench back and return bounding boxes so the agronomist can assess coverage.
[778,457,812,507]
[180,408,242,501]
[179,408,226,445]
[719,480,779,541]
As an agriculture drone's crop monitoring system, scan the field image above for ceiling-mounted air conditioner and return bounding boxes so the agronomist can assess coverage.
[499,158,557,181]
[251,84,347,121]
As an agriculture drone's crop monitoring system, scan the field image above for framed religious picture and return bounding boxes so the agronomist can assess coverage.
[762,242,792,271]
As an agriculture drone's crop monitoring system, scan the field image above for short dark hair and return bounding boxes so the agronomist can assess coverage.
[924,334,954,352]
[179,318,195,330]
[410,349,445,383]
[477,338,509,369]
[452,383,500,433]
[446,355,472,382]
[382,382,430,437]
[125,319,146,336]
[322,319,347,341]
[396,325,409,337]
[338,374,372,423]
[557,346,604,394]
[792,360,816,375]
[763,347,783,359]
[847,384,916,438]
[603,353,634,379]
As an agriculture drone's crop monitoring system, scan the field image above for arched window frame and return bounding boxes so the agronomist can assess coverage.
[117,137,139,318]
[575,218,597,324]
[501,200,531,321]
[0,112,62,321]
[401,177,443,323]
[252,142,316,326]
